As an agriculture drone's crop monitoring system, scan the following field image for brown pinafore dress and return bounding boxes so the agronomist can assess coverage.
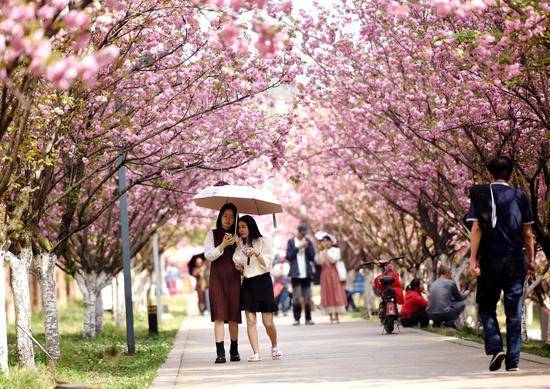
[208,229,242,323]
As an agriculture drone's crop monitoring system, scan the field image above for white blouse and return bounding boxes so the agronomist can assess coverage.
[315,247,341,265]
[233,236,274,278]
[203,230,224,261]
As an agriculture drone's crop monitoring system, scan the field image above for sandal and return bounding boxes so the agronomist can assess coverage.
[247,353,262,362]
[271,347,283,360]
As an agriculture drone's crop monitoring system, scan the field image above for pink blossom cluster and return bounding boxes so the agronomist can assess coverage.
[0,0,121,87]
[431,0,493,17]
[198,0,292,57]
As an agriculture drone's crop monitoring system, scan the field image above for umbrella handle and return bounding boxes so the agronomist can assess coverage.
[273,214,277,229]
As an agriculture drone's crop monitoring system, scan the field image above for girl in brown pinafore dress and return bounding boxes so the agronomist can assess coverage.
[209,229,242,324]
[204,203,242,364]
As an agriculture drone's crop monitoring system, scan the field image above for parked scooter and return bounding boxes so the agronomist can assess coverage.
[361,256,404,334]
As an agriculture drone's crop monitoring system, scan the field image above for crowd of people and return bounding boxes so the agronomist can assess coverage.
[190,156,535,372]
[190,222,359,326]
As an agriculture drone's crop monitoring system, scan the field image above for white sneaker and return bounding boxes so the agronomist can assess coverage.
[272,346,283,360]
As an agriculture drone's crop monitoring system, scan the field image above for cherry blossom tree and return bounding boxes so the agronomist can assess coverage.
[283,0,547,318]
[1,0,295,367]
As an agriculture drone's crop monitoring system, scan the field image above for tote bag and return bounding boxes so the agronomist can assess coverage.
[335,260,347,282]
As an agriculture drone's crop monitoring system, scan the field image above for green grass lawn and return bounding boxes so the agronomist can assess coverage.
[1,295,186,389]
[422,325,550,359]
[349,307,550,359]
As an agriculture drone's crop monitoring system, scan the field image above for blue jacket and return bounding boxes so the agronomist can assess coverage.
[286,237,316,279]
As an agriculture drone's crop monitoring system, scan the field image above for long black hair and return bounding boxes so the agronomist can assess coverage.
[408,278,422,292]
[216,203,237,232]
[322,235,337,248]
[237,215,263,243]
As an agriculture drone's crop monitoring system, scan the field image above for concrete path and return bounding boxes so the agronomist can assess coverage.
[170,313,550,389]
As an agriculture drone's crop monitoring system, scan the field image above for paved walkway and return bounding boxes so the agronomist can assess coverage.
[165,313,549,389]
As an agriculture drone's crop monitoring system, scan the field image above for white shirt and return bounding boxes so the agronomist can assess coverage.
[294,237,307,278]
[315,247,341,265]
[203,230,223,261]
[233,237,274,278]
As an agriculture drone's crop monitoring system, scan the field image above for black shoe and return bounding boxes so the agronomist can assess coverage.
[215,341,226,364]
[506,366,519,372]
[489,351,505,371]
[229,340,240,362]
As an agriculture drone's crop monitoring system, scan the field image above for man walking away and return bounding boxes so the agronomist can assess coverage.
[427,265,466,329]
[286,224,316,325]
[467,156,536,372]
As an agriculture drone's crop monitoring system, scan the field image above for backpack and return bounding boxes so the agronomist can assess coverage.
[464,184,496,239]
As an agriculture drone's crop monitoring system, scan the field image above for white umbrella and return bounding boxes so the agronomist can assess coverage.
[193,183,283,228]
[315,231,337,244]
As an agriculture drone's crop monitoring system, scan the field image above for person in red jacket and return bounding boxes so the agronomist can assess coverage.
[400,278,429,327]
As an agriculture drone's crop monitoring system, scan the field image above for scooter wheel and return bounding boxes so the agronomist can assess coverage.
[384,317,395,334]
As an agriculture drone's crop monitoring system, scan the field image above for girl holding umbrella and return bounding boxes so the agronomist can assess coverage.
[195,182,283,363]
[203,203,242,364]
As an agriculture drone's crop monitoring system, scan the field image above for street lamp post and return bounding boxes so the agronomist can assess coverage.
[118,154,135,354]
[115,95,135,355]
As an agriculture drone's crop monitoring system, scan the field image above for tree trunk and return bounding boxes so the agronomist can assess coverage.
[363,270,376,317]
[5,247,34,367]
[113,273,125,329]
[462,291,478,330]
[541,305,549,344]
[74,271,111,339]
[0,250,9,376]
[133,269,152,313]
[521,295,533,342]
[31,253,60,361]
[83,290,97,339]
[95,291,103,336]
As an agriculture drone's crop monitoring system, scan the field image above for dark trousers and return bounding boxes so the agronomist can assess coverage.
[428,301,465,326]
[477,253,526,368]
[291,278,312,321]
[345,289,358,311]
[275,287,290,313]
[401,308,429,328]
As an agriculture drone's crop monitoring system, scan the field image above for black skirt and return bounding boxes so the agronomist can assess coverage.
[240,272,278,313]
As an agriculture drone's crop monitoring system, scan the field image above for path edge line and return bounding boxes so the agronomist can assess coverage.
[150,318,191,389]
[409,327,550,366]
